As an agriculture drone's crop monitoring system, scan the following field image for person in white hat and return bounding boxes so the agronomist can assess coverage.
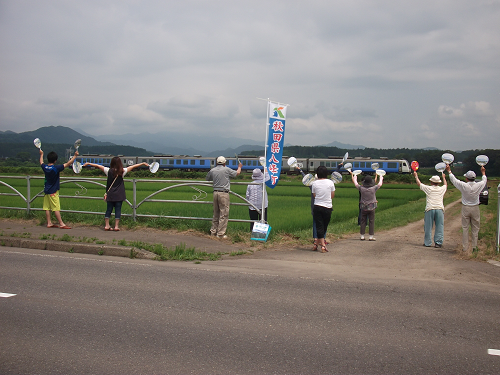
[206,156,242,238]
[246,168,268,231]
[446,163,487,252]
[414,171,447,248]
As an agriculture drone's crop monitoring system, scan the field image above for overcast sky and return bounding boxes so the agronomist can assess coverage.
[1,0,499,150]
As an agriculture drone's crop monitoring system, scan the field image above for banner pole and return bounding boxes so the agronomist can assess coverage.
[260,99,270,223]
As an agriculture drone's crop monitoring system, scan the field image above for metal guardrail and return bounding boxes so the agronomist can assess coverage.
[0,176,263,225]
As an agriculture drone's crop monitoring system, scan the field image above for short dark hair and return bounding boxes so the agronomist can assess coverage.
[316,165,328,179]
[47,152,58,163]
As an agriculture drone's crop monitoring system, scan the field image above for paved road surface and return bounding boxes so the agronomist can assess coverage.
[1,246,499,374]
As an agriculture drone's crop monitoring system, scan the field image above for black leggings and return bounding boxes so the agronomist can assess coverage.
[312,205,332,240]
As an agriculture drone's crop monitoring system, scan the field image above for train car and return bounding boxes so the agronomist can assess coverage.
[228,155,263,172]
[308,157,411,174]
[138,155,213,172]
[77,154,410,175]
[281,156,308,174]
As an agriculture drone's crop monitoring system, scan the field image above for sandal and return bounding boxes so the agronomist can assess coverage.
[320,245,328,253]
[312,243,318,251]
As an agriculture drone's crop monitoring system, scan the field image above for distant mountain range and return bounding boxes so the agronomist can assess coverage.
[0,126,367,157]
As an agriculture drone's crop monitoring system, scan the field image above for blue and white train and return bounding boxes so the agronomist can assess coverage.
[77,154,411,175]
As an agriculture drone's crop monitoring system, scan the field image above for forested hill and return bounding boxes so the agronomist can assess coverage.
[0,126,153,162]
[0,125,113,146]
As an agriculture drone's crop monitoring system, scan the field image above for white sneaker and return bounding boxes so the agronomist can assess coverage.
[369,236,376,241]
[217,235,227,239]
[360,235,365,241]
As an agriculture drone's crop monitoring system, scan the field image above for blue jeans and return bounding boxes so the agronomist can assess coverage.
[424,209,444,246]
[105,201,123,219]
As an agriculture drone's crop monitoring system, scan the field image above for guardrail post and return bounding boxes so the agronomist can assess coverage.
[27,175,31,215]
[133,179,137,222]
[497,183,500,254]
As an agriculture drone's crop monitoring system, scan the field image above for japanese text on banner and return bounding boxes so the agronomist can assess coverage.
[266,102,287,189]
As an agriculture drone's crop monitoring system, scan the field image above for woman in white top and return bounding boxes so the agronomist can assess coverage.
[311,166,335,253]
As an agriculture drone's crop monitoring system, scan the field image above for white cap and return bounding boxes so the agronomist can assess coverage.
[464,170,476,179]
[216,156,226,165]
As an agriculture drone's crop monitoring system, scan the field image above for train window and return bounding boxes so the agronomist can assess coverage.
[332,162,337,168]
[326,162,330,167]
[168,159,174,165]
[175,159,181,165]
[183,159,188,165]
[149,159,153,164]
[354,162,359,168]
[190,160,195,165]
[310,161,314,167]
[387,162,397,169]
[320,161,325,166]
[200,160,205,165]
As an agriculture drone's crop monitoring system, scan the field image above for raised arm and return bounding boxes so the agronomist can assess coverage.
[236,162,242,176]
[413,171,421,186]
[377,175,384,187]
[127,162,149,172]
[351,172,360,188]
[442,172,447,187]
[39,149,44,165]
[63,151,79,168]
[83,162,106,172]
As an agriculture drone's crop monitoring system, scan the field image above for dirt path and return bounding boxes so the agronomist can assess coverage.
[239,200,500,286]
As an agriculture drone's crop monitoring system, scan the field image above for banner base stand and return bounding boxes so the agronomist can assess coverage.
[251,223,271,242]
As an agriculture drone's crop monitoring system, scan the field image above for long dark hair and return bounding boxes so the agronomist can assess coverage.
[110,157,124,177]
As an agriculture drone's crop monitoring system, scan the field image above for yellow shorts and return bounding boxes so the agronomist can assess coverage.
[43,191,61,212]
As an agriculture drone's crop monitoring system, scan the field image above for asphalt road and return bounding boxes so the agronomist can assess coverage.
[1,247,499,375]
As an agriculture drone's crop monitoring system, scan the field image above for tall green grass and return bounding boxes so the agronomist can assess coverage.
[0,175,463,242]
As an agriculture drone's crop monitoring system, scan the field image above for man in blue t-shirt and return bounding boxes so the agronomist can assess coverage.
[40,149,78,229]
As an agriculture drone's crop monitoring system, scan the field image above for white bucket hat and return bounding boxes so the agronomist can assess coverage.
[429,175,442,183]
[216,156,226,165]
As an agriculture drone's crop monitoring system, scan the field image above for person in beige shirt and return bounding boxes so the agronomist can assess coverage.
[414,172,447,248]
[446,164,487,252]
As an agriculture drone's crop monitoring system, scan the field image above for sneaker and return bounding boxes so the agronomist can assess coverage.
[369,236,376,241]
[217,235,227,239]
[360,235,365,241]
[435,244,442,248]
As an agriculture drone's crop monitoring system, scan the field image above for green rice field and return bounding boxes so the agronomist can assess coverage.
[0,175,463,243]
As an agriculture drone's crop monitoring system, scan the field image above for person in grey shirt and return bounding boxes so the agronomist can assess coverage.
[446,163,487,252]
[206,156,242,238]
